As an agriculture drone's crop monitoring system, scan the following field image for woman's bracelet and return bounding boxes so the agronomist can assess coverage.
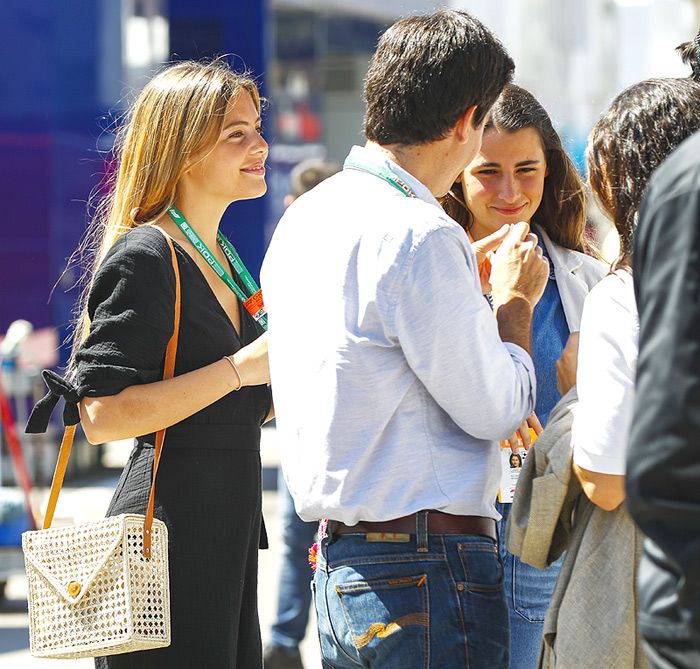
[222,355,243,391]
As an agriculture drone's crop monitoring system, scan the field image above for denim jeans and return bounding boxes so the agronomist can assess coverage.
[313,530,509,668]
[270,474,318,650]
[496,501,562,669]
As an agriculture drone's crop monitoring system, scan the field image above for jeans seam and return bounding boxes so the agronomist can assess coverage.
[324,571,363,666]
[422,574,430,669]
[327,554,445,569]
[442,536,470,669]
[508,553,548,623]
[311,581,339,669]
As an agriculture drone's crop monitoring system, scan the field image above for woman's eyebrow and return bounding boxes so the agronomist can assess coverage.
[474,159,541,169]
[222,117,262,132]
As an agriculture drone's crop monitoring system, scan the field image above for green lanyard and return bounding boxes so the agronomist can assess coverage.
[344,155,418,199]
[167,206,267,330]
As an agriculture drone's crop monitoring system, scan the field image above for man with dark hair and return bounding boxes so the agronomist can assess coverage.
[363,11,511,145]
[262,10,549,667]
[627,130,700,669]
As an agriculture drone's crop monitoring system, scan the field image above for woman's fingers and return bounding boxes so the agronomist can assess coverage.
[528,413,543,436]
[506,433,519,453]
[505,416,542,453]
[506,420,531,452]
[472,224,511,260]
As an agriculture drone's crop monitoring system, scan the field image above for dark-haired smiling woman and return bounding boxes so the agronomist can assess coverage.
[443,84,606,669]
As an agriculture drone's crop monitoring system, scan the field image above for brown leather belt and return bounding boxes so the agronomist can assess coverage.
[329,511,497,541]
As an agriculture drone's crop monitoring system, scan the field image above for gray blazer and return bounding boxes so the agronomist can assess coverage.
[506,387,580,570]
[507,388,647,668]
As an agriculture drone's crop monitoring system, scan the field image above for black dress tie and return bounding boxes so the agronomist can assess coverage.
[25,370,80,434]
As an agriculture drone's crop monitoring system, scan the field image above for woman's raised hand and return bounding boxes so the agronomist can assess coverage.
[556,331,580,396]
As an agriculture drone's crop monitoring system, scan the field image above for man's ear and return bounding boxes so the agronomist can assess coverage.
[454,105,479,144]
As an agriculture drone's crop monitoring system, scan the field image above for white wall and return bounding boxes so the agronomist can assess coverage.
[274,0,449,20]
[451,0,697,138]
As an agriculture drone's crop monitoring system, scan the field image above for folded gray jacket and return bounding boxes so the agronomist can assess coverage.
[506,386,580,570]
[507,386,646,668]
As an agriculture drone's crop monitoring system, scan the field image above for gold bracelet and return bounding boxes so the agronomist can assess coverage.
[222,355,242,391]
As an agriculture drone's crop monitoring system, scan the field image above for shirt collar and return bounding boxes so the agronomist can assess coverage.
[345,145,442,208]
[536,225,583,275]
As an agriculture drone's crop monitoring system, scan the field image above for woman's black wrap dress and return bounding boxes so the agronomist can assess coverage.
[66,225,270,668]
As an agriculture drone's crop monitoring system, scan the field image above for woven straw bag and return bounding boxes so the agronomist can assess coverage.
[22,231,181,658]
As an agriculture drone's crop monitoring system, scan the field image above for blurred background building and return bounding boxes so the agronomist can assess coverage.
[1,0,699,355]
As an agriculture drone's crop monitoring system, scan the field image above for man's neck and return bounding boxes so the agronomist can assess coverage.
[364,140,460,198]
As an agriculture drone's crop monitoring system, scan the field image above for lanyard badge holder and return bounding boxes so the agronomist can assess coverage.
[167,206,268,330]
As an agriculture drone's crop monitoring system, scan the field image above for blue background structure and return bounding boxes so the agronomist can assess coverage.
[0,1,268,364]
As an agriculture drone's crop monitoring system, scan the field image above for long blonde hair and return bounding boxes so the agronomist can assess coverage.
[69,59,260,369]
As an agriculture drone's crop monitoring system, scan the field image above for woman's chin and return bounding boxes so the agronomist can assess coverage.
[234,183,268,202]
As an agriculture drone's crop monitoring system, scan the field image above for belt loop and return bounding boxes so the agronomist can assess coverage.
[416,510,429,552]
[326,520,336,544]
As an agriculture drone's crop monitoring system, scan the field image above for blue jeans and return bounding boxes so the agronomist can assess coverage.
[270,474,318,650]
[313,530,509,668]
[496,502,562,669]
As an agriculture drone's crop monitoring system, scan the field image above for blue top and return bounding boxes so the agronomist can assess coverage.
[531,235,570,426]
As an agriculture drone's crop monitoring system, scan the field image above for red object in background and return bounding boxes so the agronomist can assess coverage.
[275,102,322,143]
[0,377,37,529]
[297,102,322,142]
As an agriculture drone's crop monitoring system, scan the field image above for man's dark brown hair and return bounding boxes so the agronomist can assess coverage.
[363,10,514,146]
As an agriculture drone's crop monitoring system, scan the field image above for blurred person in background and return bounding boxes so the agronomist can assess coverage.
[262,9,551,668]
[442,83,606,669]
[27,59,273,668]
[264,157,340,669]
[627,31,700,669]
[548,55,700,668]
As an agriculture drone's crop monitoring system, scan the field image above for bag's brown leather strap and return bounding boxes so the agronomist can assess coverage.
[143,233,180,557]
[42,424,78,529]
[42,231,181,560]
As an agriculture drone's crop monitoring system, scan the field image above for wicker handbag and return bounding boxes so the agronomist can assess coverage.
[22,232,181,658]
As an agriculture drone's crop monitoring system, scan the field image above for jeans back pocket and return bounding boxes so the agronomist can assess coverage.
[334,574,430,668]
[456,541,503,593]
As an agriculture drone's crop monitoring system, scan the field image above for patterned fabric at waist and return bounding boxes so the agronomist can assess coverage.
[136,423,261,451]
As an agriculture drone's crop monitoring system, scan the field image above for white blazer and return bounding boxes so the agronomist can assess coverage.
[537,226,608,332]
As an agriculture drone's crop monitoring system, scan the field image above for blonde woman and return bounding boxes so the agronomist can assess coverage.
[32,60,272,667]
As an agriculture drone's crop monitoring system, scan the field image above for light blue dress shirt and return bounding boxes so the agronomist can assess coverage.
[261,145,537,524]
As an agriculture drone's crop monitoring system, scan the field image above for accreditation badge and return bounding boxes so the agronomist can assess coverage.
[497,427,538,504]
